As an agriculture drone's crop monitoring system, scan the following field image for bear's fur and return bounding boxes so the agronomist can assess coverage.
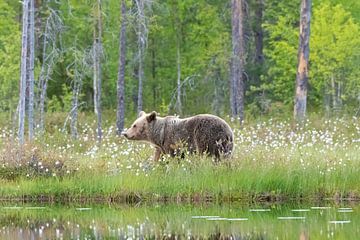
[122,111,234,161]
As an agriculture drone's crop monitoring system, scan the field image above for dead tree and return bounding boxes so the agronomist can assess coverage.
[175,45,182,115]
[294,0,311,122]
[116,0,127,135]
[18,0,34,144]
[18,0,30,144]
[28,0,35,141]
[133,0,151,114]
[70,76,81,139]
[173,2,182,115]
[71,50,87,139]
[135,0,145,114]
[93,0,103,142]
[230,0,246,123]
[37,8,62,134]
[62,48,90,138]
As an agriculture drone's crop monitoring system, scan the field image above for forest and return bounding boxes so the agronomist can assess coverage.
[1,2,360,238]
[1,0,360,139]
[1,0,360,200]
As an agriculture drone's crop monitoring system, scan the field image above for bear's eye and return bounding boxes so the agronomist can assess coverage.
[133,124,137,128]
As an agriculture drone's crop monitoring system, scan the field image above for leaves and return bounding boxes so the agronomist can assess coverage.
[1,0,360,116]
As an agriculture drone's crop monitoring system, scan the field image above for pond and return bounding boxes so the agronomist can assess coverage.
[0,202,359,239]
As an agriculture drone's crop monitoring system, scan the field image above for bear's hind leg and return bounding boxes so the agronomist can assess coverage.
[153,147,162,161]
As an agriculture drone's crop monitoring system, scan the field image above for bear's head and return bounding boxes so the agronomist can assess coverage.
[122,111,157,141]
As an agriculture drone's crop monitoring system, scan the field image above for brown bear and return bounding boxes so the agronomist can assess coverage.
[122,111,234,161]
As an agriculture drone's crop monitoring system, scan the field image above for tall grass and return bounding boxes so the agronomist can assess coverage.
[0,115,359,202]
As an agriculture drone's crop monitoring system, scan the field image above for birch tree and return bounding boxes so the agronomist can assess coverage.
[28,0,35,141]
[136,0,145,114]
[134,0,151,114]
[170,1,182,115]
[294,0,311,122]
[93,0,103,142]
[175,43,182,115]
[116,0,127,135]
[70,73,81,139]
[18,0,30,144]
[230,0,246,123]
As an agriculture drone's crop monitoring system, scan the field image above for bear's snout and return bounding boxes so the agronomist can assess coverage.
[121,130,129,138]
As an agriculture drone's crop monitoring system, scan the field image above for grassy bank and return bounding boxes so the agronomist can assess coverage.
[1,116,360,202]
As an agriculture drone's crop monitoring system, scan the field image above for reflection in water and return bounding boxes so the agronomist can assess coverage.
[0,203,358,239]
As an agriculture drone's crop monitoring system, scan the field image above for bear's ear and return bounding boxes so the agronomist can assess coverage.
[146,111,157,122]
[138,111,146,117]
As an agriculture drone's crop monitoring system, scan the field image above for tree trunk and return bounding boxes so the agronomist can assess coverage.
[136,0,145,114]
[38,65,51,134]
[324,83,331,118]
[253,0,264,86]
[330,74,342,113]
[175,41,182,115]
[116,0,127,135]
[337,81,342,109]
[38,16,50,135]
[294,0,311,122]
[38,8,61,135]
[70,78,81,139]
[212,65,223,115]
[231,0,245,123]
[28,0,35,141]
[254,0,264,65]
[331,74,336,111]
[93,0,103,142]
[18,0,30,144]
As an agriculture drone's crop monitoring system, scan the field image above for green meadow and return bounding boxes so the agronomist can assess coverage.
[1,114,359,203]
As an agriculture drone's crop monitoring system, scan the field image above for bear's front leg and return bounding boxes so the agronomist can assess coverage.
[153,147,162,161]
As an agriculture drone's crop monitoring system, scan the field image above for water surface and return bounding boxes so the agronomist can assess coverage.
[0,203,359,239]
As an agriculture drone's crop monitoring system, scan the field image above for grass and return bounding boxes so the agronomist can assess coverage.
[0,114,360,203]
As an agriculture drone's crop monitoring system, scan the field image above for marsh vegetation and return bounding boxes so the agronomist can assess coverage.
[1,115,359,202]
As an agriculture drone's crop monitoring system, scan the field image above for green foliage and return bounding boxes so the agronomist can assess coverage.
[263,15,298,105]
[0,0,21,112]
[263,1,360,112]
[2,0,360,118]
[311,3,360,106]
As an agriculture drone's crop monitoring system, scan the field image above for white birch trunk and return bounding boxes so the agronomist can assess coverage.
[136,0,145,114]
[18,0,30,144]
[175,44,182,115]
[70,79,81,139]
[116,0,126,135]
[93,0,103,142]
[28,0,35,141]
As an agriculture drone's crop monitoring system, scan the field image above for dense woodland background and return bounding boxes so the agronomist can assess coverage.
[1,0,360,141]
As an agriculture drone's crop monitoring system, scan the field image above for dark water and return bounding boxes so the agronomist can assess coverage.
[0,203,359,239]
